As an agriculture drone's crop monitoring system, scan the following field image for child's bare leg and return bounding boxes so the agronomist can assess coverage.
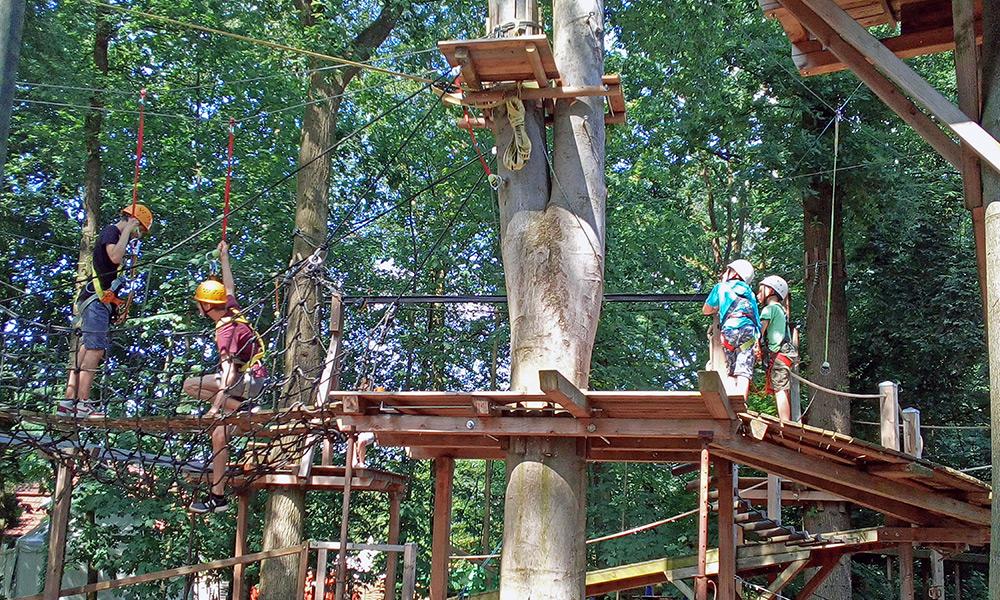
[183,375,220,403]
[66,348,104,401]
[211,425,229,497]
[775,390,791,421]
[733,376,750,399]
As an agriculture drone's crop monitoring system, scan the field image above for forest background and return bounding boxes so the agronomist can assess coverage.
[0,0,991,598]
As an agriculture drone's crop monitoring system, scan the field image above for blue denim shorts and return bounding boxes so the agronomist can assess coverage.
[80,300,111,351]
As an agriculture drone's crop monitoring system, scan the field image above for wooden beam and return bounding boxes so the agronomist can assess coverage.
[335,433,356,600]
[316,548,328,600]
[697,370,736,420]
[866,463,934,479]
[695,441,710,600]
[953,0,984,211]
[668,576,695,600]
[899,542,915,600]
[233,492,251,600]
[876,0,895,29]
[763,559,809,598]
[525,43,550,88]
[878,527,990,545]
[21,545,307,600]
[777,0,962,169]
[295,545,309,600]
[384,492,403,600]
[801,0,1000,174]
[879,381,900,451]
[339,415,735,439]
[711,436,991,526]
[431,457,455,600]
[43,461,74,600]
[715,458,736,600]
[401,543,417,600]
[796,554,842,600]
[454,47,482,90]
[538,369,590,418]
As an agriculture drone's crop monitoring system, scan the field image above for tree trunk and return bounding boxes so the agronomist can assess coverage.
[801,181,853,598]
[493,0,607,597]
[981,2,1000,594]
[257,4,401,598]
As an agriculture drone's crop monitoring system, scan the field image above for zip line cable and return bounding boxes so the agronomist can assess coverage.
[88,0,437,84]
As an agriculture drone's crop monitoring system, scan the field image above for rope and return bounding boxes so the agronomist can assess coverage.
[462,104,501,190]
[502,98,531,171]
[788,370,880,399]
[820,111,841,374]
[222,118,235,243]
[89,1,436,85]
[131,89,147,210]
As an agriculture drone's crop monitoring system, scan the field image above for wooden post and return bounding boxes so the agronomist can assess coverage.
[233,492,251,600]
[930,550,945,600]
[383,492,402,600]
[401,542,417,600]
[954,563,961,600]
[315,548,328,600]
[43,461,74,600]
[430,457,455,600]
[295,545,310,600]
[334,432,356,600]
[879,381,899,450]
[318,291,345,466]
[766,474,782,525]
[899,543,914,600]
[694,441,710,600]
[790,363,802,421]
[985,202,1000,595]
[715,458,736,600]
[902,408,923,458]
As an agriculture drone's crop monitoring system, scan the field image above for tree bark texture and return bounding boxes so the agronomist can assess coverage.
[0,0,24,176]
[258,4,401,598]
[493,0,607,597]
[981,2,1000,594]
[801,182,853,598]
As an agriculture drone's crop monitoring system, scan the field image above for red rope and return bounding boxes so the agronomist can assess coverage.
[222,117,235,242]
[462,105,493,178]
[130,89,147,211]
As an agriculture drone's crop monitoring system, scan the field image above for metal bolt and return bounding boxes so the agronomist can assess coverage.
[586,423,597,433]
[466,420,476,430]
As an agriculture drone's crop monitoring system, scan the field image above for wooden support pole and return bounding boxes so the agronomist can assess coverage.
[954,563,961,600]
[899,543,915,600]
[715,457,736,600]
[318,291,344,466]
[800,0,1000,174]
[902,408,923,458]
[695,441,710,600]
[401,542,417,600]
[986,195,1000,596]
[295,544,309,600]
[430,457,455,600]
[778,0,962,169]
[766,474,782,525]
[43,460,74,600]
[383,492,402,600]
[879,381,900,450]
[930,550,945,600]
[315,548,328,600]
[233,492,251,600]
[335,431,356,600]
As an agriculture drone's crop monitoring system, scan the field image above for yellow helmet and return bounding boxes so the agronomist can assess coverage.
[121,203,154,232]
[194,280,227,305]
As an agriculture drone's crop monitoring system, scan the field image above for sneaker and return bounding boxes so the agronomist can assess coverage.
[56,400,106,419]
[188,494,229,514]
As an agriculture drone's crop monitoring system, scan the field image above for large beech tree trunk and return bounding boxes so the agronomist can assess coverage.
[257,4,401,598]
[492,0,607,597]
[801,182,853,598]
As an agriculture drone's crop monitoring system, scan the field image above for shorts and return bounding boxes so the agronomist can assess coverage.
[766,353,794,395]
[721,325,756,380]
[79,300,112,351]
[216,371,265,400]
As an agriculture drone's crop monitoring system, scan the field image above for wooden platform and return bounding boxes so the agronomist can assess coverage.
[437,35,626,124]
[188,465,408,494]
[761,0,983,75]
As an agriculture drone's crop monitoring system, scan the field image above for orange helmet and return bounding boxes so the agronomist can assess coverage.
[121,203,153,232]
[194,280,227,305]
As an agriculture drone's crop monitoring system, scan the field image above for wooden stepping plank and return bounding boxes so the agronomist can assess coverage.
[438,35,559,85]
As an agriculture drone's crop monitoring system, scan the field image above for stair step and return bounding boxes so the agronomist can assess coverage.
[767,531,809,543]
[735,511,767,524]
[740,519,779,532]
[754,526,794,538]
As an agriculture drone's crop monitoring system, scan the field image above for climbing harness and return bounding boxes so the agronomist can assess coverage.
[215,307,268,398]
[503,97,531,171]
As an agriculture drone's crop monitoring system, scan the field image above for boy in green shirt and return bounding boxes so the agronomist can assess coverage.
[757,275,797,420]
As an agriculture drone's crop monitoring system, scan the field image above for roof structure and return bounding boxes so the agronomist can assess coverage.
[2,485,48,539]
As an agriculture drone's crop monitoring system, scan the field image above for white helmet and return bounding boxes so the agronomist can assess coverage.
[760,275,789,300]
[726,259,755,286]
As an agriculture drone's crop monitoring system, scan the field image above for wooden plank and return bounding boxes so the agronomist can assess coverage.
[763,558,809,598]
[384,492,402,600]
[867,462,934,479]
[668,576,695,600]
[295,545,309,600]
[298,435,317,479]
[20,545,307,600]
[695,443,710,600]
[879,381,900,450]
[538,369,590,418]
[877,527,990,545]
[233,492,250,600]
[716,458,736,600]
[315,548,328,600]
[777,0,962,169]
[796,554,842,600]
[308,541,408,552]
[401,543,417,600]
[430,457,455,600]
[697,370,736,420]
[901,407,922,457]
[454,47,482,91]
[711,436,991,526]
[524,43,550,87]
[801,0,1000,174]
[43,461,74,600]
[339,415,735,439]
[335,433,356,600]
[739,489,848,504]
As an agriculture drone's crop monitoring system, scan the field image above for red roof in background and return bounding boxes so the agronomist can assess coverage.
[3,485,48,538]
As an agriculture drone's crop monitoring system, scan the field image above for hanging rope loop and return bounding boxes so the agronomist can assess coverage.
[222,117,236,243]
[503,97,531,171]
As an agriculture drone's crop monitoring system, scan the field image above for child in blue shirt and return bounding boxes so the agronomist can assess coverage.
[702,259,760,399]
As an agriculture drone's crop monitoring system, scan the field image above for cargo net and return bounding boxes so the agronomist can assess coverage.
[0,253,349,501]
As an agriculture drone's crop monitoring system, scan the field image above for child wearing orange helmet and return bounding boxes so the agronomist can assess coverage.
[59,204,153,418]
[183,240,266,514]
